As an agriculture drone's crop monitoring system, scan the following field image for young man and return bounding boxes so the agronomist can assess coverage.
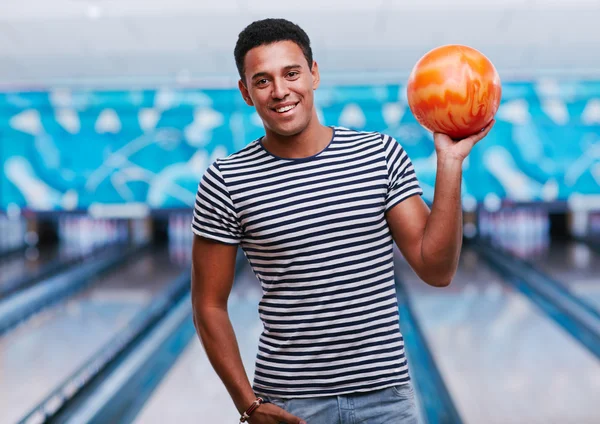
[191,18,493,424]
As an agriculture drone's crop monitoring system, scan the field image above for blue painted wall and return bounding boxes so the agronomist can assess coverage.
[0,80,599,212]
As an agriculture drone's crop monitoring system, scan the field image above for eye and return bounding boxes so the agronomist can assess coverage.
[255,78,269,87]
[287,71,300,78]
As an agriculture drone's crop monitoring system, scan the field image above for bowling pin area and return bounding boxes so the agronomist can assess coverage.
[477,208,552,258]
[1,205,599,424]
[0,214,27,256]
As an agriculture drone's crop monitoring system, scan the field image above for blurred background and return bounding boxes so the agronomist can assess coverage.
[0,1,599,423]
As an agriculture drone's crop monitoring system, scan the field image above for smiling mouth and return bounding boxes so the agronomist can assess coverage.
[274,103,298,113]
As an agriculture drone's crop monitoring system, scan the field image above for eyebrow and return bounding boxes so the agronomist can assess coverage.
[251,64,302,81]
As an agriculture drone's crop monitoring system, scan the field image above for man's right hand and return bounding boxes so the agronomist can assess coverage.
[248,402,306,424]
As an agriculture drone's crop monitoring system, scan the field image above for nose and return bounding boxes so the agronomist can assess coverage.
[271,78,290,100]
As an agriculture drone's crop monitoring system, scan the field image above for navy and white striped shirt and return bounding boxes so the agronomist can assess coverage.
[192,126,423,398]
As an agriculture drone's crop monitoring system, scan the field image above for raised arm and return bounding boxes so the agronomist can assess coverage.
[386,121,494,287]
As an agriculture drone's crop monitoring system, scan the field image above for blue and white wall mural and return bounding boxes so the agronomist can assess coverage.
[0,79,599,212]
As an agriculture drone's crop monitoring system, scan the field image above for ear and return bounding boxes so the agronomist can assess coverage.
[238,79,254,106]
[311,61,320,90]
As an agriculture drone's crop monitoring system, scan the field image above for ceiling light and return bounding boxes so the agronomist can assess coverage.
[87,4,102,20]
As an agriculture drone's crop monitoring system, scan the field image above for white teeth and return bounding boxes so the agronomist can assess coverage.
[276,104,296,113]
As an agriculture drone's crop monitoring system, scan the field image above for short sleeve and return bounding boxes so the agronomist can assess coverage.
[380,133,423,211]
[191,161,242,245]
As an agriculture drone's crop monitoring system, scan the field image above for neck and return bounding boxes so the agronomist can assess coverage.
[262,115,333,159]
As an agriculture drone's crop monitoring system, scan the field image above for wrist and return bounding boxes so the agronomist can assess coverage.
[436,155,464,173]
[239,397,265,422]
[237,393,260,414]
[436,153,464,167]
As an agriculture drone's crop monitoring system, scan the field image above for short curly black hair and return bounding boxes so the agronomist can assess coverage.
[234,18,313,83]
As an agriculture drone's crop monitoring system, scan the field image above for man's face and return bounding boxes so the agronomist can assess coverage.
[239,41,320,137]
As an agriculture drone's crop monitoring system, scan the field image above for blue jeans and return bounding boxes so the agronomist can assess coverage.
[262,383,421,424]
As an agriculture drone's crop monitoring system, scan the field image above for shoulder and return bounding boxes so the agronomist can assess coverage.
[202,138,263,177]
[333,126,404,152]
[333,126,396,144]
[332,126,388,148]
[213,139,263,169]
[199,139,263,186]
[334,126,380,139]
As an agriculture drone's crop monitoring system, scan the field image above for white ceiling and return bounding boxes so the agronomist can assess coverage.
[0,0,599,89]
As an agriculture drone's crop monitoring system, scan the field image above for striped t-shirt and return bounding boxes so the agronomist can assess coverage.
[191,126,423,398]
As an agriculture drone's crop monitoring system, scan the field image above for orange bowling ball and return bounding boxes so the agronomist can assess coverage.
[406,44,502,140]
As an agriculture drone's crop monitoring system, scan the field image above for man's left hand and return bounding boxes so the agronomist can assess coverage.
[433,119,495,162]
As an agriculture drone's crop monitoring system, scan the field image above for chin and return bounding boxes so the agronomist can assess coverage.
[274,127,302,137]
[270,120,309,137]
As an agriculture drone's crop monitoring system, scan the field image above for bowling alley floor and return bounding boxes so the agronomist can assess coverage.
[129,242,600,424]
[528,240,600,310]
[0,247,188,424]
[396,247,600,424]
[0,245,62,290]
[3,237,600,424]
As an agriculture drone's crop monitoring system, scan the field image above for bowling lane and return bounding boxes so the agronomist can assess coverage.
[527,240,600,311]
[132,259,263,424]
[396,246,600,424]
[0,246,62,289]
[0,242,108,296]
[0,246,187,424]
